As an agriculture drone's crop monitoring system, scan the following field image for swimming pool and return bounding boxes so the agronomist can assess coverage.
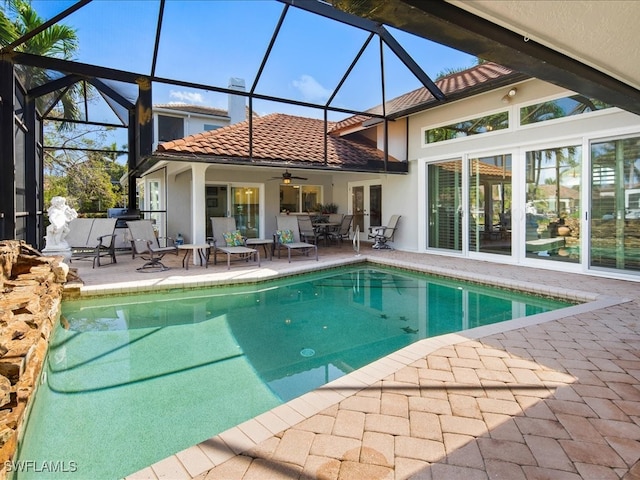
[16,264,573,479]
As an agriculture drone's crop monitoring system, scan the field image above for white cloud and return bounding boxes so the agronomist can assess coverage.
[292,75,331,103]
[169,90,205,104]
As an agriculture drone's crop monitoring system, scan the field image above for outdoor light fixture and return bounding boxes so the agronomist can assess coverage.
[501,87,518,103]
[271,170,306,184]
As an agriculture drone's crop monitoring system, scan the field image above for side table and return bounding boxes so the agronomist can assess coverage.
[178,243,210,270]
[245,238,274,260]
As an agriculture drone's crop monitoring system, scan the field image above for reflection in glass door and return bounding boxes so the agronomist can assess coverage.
[427,160,462,251]
[468,154,512,255]
[525,146,581,263]
[590,136,640,272]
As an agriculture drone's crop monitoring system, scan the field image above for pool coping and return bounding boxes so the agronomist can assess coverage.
[119,256,632,479]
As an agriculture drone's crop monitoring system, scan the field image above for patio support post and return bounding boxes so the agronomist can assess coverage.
[190,163,208,261]
[136,77,153,159]
[0,59,16,241]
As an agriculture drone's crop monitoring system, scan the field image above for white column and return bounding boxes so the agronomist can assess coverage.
[190,163,208,264]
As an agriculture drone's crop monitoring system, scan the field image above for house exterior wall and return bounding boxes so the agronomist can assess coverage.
[395,76,640,278]
[153,111,230,151]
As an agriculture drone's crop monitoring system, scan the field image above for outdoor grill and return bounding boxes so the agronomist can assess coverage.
[107,208,140,228]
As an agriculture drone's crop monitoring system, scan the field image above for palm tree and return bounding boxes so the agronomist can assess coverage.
[0,0,80,124]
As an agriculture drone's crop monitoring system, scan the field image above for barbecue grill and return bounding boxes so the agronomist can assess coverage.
[107,208,140,228]
[107,208,140,249]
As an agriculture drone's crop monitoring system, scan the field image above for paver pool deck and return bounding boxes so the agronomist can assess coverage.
[64,246,640,480]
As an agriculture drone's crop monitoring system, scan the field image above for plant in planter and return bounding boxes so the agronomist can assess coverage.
[321,202,338,214]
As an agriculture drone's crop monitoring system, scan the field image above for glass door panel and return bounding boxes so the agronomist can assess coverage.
[147,179,166,238]
[427,160,462,251]
[468,154,512,255]
[232,186,260,238]
[350,182,382,236]
[525,146,581,263]
[205,185,228,238]
[370,184,382,228]
[352,186,365,234]
[590,137,640,272]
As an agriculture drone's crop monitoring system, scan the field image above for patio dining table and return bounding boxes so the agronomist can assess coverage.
[312,222,341,246]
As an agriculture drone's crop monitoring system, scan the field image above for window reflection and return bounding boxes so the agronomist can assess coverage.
[280,185,322,213]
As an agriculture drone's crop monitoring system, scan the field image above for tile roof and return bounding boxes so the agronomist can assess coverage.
[153,62,523,171]
[156,113,400,170]
[331,62,526,134]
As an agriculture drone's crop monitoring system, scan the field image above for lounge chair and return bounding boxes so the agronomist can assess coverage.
[368,214,401,249]
[127,220,178,272]
[328,214,353,244]
[210,217,260,269]
[275,215,318,263]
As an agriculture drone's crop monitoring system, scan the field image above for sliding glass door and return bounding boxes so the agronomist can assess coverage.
[427,154,511,256]
[468,154,512,255]
[525,146,581,263]
[590,136,640,272]
[427,160,463,251]
[205,184,262,239]
[231,186,261,239]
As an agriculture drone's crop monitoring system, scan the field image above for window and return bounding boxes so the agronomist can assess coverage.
[520,95,611,125]
[425,112,508,144]
[280,185,322,213]
[158,115,184,142]
[204,124,221,131]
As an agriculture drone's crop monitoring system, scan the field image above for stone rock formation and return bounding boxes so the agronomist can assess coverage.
[0,241,68,479]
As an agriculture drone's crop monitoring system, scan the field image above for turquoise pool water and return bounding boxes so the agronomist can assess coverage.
[15,265,572,479]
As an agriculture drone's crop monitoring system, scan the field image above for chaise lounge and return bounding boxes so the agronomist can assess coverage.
[275,215,318,263]
[209,217,260,270]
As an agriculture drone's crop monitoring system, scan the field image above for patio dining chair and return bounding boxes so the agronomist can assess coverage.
[368,214,401,249]
[127,219,178,272]
[275,215,318,263]
[328,214,353,244]
[297,215,322,245]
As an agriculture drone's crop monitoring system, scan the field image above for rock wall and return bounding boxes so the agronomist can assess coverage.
[0,240,68,478]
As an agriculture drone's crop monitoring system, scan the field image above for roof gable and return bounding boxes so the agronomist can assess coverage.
[331,62,528,134]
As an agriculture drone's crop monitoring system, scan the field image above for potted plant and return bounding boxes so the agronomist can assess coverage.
[321,202,338,214]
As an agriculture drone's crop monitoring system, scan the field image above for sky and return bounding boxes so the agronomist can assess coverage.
[29,0,477,118]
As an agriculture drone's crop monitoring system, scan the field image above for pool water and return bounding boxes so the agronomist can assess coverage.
[16,265,572,479]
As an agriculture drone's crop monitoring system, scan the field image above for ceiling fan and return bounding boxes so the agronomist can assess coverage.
[270,169,307,184]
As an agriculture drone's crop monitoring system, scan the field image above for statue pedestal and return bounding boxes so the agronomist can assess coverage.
[42,246,72,262]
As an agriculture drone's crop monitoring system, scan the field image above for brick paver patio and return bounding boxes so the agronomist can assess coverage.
[65,247,640,480]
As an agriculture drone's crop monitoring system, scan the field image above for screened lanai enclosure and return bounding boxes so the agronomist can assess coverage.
[2,0,640,250]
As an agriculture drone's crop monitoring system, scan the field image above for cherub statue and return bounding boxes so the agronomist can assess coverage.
[44,196,78,251]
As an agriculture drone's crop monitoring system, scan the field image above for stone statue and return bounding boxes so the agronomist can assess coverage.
[44,196,77,252]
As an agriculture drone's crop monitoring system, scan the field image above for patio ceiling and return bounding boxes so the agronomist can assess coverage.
[340,0,640,116]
